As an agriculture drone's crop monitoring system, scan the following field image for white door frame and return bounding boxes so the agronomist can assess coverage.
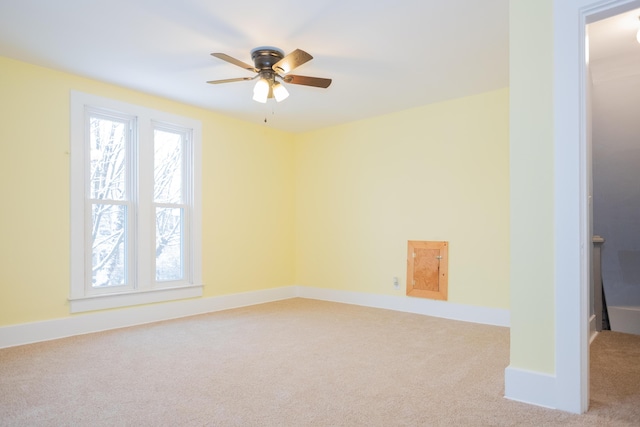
[553,0,640,414]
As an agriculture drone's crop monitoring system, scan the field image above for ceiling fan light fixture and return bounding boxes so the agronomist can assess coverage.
[209,47,331,104]
[252,77,269,103]
[272,81,289,102]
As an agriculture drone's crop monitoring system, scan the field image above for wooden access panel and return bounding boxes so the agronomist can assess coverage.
[406,240,448,300]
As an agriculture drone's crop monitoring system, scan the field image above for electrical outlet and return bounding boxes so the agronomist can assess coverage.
[393,276,400,289]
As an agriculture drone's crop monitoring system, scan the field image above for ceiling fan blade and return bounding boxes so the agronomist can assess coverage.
[206,77,255,84]
[282,75,332,88]
[211,53,257,73]
[272,49,313,74]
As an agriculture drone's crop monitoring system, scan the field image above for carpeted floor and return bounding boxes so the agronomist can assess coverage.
[0,298,639,426]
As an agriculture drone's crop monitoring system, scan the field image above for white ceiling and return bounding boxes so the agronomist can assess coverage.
[588,8,640,84]
[0,0,509,133]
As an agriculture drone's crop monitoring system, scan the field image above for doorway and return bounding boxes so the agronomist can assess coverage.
[588,9,640,336]
[550,0,640,414]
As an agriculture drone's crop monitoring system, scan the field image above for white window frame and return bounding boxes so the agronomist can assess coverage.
[70,91,202,313]
[151,121,193,289]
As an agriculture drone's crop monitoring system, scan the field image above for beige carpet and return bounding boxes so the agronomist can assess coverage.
[0,298,638,426]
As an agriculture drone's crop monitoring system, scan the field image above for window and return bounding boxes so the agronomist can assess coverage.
[70,91,202,313]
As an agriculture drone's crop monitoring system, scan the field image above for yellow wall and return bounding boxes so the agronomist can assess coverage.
[0,55,511,328]
[508,0,555,373]
[295,89,510,309]
[0,56,296,326]
[0,2,562,398]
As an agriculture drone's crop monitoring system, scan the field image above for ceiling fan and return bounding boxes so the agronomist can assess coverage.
[207,47,332,103]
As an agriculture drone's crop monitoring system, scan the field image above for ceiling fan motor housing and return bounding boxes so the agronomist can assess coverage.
[207,47,331,92]
[251,47,284,73]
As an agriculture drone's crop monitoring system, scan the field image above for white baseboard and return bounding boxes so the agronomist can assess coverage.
[296,286,510,327]
[608,306,640,335]
[589,314,598,344]
[0,285,510,349]
[0,286,297,349]
[504,366,556,409]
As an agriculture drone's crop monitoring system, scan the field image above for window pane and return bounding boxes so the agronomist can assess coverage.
[154,129,183,203]
[92,204,127,287]
[156,207,183,281]
[90,116,126,200]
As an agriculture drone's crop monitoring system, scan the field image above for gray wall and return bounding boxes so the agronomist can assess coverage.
[592,73,640,311]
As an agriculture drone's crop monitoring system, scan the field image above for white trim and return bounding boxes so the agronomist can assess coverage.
[69,90,203,312]
[68,284,203,313]
[589,314,598,343]
[608,306,640,335]
[553,0,589,414]
[296,287,510,327]
[504,366,556,409]
[0,286,509,349]
[553,0,640,414]
[0,286,298,349]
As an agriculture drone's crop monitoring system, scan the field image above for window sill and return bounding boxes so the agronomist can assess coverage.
[68,285,203,314]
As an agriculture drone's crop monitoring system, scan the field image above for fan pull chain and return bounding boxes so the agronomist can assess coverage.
[264,105,275,124]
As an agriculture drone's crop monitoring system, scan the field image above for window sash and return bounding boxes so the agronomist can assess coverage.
[152,123,192,287]
[84,110,136,297]
[87,200,134,294]
[70,91,203,313]
[154,205,185,283]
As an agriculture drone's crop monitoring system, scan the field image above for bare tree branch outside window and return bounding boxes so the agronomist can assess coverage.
[154,129,184,281]
[89,116,127,287]
[87,118,188,286]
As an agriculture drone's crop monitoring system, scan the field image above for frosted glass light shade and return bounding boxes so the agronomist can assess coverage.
[252,78,269,103]
[272,82,289,102]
